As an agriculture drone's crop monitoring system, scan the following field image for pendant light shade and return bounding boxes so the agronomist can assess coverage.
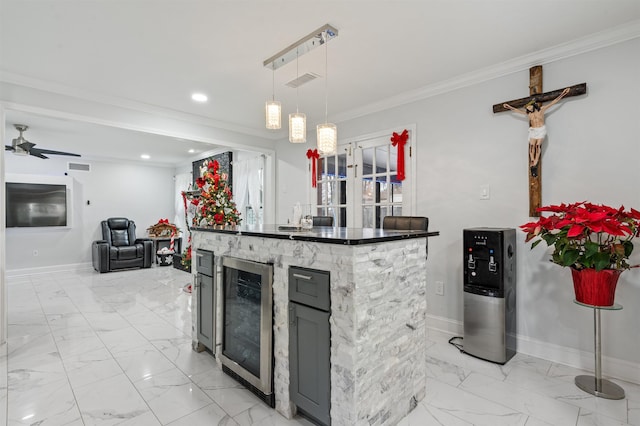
[265,100,281,129]
[289,112,306,143]
[288,47,307,144]
[317,28,337,155]
[265,65,281,129]
[317,123,337,155]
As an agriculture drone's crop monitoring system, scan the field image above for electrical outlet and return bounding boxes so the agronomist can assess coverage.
[435,281,444,296]
[33,250,39,257]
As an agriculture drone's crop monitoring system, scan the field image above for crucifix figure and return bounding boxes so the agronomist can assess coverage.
[493,66,587,217]
[503,87,570,177]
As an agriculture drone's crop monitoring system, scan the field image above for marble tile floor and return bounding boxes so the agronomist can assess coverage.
[401,330,640,426]
[1,267,313,426]
[0,267,638,425]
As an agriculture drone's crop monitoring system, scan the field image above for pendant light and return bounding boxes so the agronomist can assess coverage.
[317,29,337,155]
[265,64,281,129]
[289,48,306,143]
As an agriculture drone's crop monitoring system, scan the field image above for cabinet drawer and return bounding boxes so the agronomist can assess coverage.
[289,267,330,311]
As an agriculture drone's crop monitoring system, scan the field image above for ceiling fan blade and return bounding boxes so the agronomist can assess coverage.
[18,141,36,151]
[28,150,49,159]
[31,148,81,157]
[5,145,16,151]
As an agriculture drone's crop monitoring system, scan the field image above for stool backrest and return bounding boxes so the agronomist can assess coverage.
[312,216,334,227]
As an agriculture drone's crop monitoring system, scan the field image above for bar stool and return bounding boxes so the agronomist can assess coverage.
[382,216,429,258]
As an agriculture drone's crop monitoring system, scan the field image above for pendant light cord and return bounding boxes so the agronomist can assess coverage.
[324,30,329,123]
[271,65,275,102]
[296,48,300,114]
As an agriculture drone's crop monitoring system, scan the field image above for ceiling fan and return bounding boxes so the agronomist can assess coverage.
[5,124,81,159]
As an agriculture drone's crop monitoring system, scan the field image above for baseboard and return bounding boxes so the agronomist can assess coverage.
[426,313,463,336]
[426,313,639,385]
[5,262,94,277]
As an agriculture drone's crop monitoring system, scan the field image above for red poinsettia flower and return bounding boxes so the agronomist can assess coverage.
[522,201,640,271]
[196,177,205,188]
[213,212,224,224]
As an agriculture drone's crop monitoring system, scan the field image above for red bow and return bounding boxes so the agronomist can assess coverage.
[306,149,320,188]
[390,129,408,181]
[158,218,169,224]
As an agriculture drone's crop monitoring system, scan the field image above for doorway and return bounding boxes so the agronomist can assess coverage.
[314,126,415,228]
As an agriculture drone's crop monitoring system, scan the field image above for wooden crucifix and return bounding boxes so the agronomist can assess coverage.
[493,65,587,217]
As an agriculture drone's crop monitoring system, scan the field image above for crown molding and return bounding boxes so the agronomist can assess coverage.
[333,19,640,124]
[2,20,638,135]
[0,71,280,140]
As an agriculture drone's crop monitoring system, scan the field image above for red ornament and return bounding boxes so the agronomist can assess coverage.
[306,149,320,188]
[390,129,409,181]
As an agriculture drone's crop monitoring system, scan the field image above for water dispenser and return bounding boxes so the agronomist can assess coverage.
[463,228,516,364]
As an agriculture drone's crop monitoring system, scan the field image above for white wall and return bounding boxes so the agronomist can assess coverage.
[4,155,175,272]
[274,139,311,224]
[276,38,640,370]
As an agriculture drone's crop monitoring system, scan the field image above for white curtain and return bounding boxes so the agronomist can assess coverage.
[234,160,250,223]
[174,173,191,235]
[234,155,264,225]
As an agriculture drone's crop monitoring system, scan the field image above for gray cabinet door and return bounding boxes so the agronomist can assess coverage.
[197,273,214,350]
[290,303,330,425]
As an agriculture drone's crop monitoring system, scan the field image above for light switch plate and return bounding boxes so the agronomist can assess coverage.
[480,185,490,200]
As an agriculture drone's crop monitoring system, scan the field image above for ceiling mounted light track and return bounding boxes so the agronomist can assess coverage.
[263,24,339,71]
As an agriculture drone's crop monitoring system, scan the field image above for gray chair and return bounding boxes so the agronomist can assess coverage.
[312,216,334,227]
[92,217,153,273]
[382,216,429,258]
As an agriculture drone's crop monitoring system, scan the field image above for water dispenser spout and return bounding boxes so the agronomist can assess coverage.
[489,255,497,272]
[467,254,476,270]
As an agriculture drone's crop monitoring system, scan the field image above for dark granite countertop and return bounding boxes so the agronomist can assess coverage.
[191,224,439,245]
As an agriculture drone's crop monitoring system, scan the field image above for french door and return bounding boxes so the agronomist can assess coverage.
[314,127,414,228]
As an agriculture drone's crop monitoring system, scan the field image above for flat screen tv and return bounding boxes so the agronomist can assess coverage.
[5,182,68,227]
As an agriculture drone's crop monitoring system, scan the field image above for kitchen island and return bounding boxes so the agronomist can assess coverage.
[191,225,437,426]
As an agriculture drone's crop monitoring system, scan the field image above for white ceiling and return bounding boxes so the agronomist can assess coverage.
[2,1,639,165]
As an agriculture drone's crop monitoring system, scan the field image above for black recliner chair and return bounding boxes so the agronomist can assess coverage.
[92,217,153,273]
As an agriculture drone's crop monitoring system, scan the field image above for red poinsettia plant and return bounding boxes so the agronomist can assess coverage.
[521,202,640,271]
[191,159,241,227]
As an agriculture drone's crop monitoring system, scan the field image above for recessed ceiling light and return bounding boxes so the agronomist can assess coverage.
[191,93,208,103]
[141,154,150,159]
[188,149,196,153]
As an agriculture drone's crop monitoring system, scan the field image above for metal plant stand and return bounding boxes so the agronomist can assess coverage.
[574,300,625,400]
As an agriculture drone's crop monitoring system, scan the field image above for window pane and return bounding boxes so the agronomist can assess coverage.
[317,156,325,181]
[338,207,347,227]
[377,206,388,229]
[375,145,389,174]
[390,182,403,203]
[363,206,374,228]
[378,176,389,202]
[326,156,336,177]
[392,206,402,216]
[338,153,347,177]
[325,179,336,205]
[362,147,374,176]
[362,179,374,204]
[390,174,402,184]
[327,207,336,221]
